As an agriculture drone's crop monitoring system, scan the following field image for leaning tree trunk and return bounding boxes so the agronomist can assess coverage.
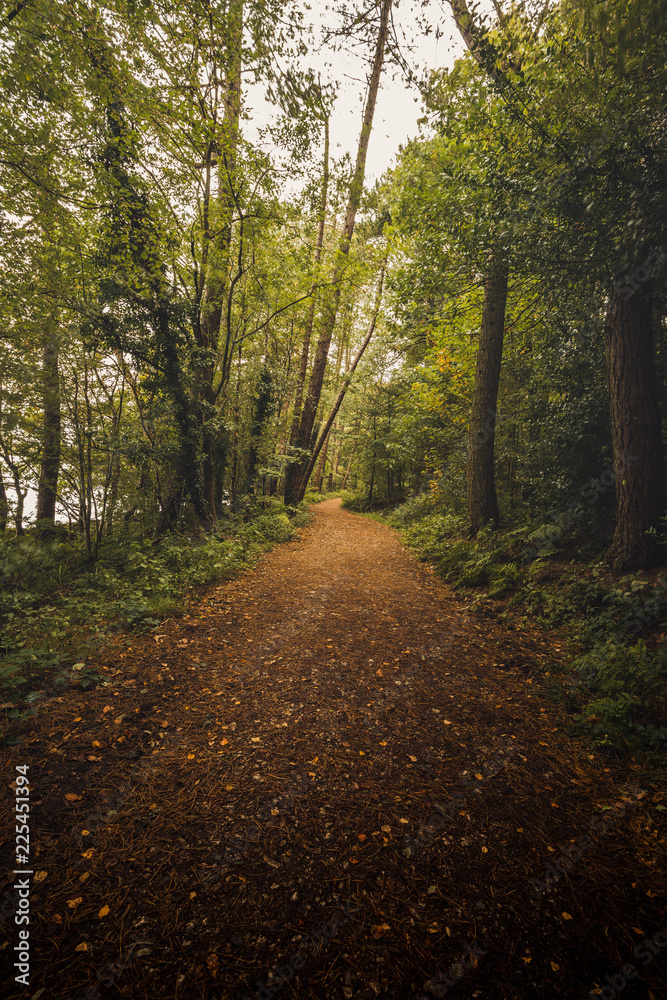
[36,324,61,533]
[299,263,385,495]
[466,255,508,534]
[603,283,664,570]
[283,117,330,506]
[285,0,392,507]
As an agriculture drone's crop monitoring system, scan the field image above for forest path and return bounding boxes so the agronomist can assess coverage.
[3,500,665,1000]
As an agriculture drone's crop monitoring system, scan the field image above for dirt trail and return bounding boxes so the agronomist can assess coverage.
[2,500,665,1000]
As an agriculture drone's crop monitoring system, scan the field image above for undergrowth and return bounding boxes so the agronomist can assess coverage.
[0,497,311,737]
[381,492,667,760]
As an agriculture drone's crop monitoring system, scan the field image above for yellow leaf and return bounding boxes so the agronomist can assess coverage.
[79,872,90,882]
[187,753,195,759]
[358,834,367,842]
[381,825,391,833]
[481,846,488,853]
[65,793,82,802]
[251,737,261,743]
[92,741,101,748]
[551,961,560,971]
[82,849,95,859]
[81,830,90,837]
[522,956,532,964]
[475,773,483,780]
[379,740,387,746]
[75,942,88,952]
[74,717,82,722]
[561,912,573,920]
[225,783,234,790]
[98,905,109,918]
[34,871,47,883]
[408,755,417,762]
[67,897,83,908]
[221,739,229,746]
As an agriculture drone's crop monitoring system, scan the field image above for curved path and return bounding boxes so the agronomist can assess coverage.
[2,500,664,1000]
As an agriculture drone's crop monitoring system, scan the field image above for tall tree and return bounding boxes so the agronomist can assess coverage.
[284,0,392,505]
[467,252,508,533]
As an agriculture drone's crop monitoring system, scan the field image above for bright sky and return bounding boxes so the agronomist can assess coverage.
[246,0,469,188]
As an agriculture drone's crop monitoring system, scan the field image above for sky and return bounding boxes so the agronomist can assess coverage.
[245,0,469,189]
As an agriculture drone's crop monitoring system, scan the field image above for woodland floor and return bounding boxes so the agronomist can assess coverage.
[1,498,666,1000]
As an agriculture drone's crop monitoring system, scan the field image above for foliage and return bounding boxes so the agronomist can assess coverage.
[571,640,667,754]
[0,499,311,735]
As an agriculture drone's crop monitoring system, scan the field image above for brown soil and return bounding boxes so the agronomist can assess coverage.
[1,499,666,1000]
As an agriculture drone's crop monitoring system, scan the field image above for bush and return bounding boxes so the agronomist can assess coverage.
[571,640,667,752]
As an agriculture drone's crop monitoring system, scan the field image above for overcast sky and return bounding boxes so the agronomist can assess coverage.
[246,0,469,189]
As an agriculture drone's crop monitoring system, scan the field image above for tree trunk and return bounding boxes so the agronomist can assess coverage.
[285,0,392,506]
[315,432,331,492]
[199,0,244,526]
[299,263,385,495]
[0,467,7,531]
[35,322,61,532]
[341,451,354,491]
[466,255,508,534]
[603,283,664,570]
[283,116,330,506]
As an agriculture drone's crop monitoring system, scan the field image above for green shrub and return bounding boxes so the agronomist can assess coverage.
[572,640,667,752]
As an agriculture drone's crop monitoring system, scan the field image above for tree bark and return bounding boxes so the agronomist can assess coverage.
[299,263,385,495]
[466,255,508,534]
[603,283,664,570]
[199,0,244,525]
[285,0,392,506]
[283,116,330,506]
[36,323,61,532]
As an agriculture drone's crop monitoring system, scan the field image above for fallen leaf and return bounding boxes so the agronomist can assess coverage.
[206,952,219,976]
[221,739,229,746]
[75,942,88,952]
[102,706,112,714]
[98,905,109,918]
[408,755,417,762]
[371,923,391,939]
[381,825,391,833]
[481,846,488,853]
[79,872,90,882]
[251,737,261,743]
[551,961,560,971]
[358,834,367,842]
[92,741,101,748]
[187,753,195,759]
[67,897,83,908]
[65,793,82,802]
[379,740,387,746]
[522,956,532,964]
[562,912,573,920]
[34,871,47,883]
[82,849,95,860]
